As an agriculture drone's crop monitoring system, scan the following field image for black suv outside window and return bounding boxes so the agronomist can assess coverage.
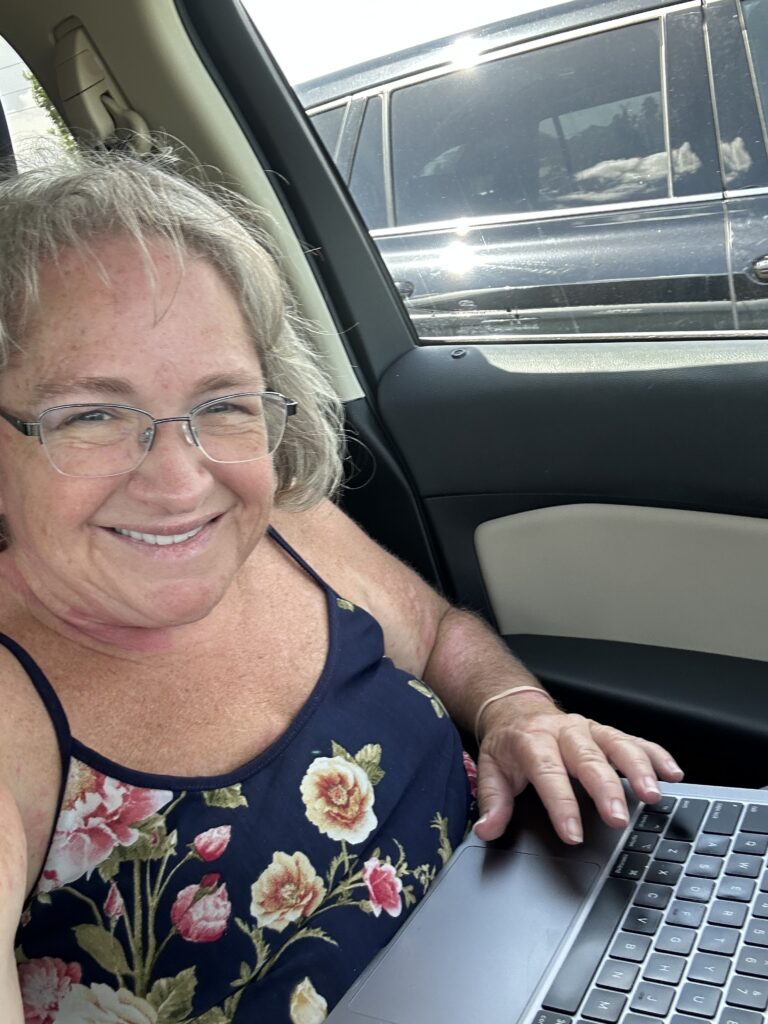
[390,22,666,226]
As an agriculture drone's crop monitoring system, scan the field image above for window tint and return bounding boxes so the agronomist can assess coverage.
[743,0,768,132]
[665,9,721,197]
[391,22,666,227]
[310,104,346,160]
[349,95,387,229]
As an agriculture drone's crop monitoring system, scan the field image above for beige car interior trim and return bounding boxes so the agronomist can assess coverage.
[475,504,768,661]
[2,0,363,404]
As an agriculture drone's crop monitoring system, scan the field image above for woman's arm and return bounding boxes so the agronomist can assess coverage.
[0,783,27,1023]
[272,501,683,843]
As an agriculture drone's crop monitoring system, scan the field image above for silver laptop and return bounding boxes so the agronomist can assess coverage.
[328,781,768,1024]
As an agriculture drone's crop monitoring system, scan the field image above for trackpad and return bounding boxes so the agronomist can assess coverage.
[349,845,599,1024]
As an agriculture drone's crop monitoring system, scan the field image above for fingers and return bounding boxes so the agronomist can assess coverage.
[473,748,517,841]
[474,712,684,846]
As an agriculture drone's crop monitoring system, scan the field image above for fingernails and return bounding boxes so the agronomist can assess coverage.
[473,815,487,836]
[610,799,629,825]
[643,776,662,800]
[565,817,583,844]
[665,758,684,779]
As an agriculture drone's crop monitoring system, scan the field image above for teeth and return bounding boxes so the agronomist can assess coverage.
[114,526,204,545]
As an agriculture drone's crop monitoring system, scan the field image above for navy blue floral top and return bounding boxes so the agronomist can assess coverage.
[11,528,475,1024]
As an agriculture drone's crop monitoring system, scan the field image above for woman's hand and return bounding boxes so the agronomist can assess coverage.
[472,697,684,843]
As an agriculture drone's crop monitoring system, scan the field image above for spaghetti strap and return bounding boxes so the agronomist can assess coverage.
[267,524,331,591]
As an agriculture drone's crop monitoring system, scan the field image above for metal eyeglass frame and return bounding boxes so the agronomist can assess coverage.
[0,391,298,474]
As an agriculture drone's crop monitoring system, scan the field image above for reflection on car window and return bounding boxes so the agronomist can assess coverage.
[743,0,768,135]
[391,23,665,226]
[310,104,346,160]
[349,96,387,229]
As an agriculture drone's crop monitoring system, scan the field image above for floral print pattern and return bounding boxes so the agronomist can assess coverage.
[13,549,473,1022]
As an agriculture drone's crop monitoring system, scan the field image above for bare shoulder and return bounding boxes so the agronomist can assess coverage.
[271,501,449,676]
[0,643,62,893]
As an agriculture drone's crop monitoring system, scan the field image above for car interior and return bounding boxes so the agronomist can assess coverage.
[2,0,768,791]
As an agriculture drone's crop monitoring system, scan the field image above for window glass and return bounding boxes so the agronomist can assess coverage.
[349,96,387,229]
[665,9,721,197]
[743,0,768,132]
[310,104,346,160]
[391,22,666,227]
[0,36,74,169]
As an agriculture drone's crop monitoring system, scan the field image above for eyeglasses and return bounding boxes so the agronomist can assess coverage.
[0,392,298,478]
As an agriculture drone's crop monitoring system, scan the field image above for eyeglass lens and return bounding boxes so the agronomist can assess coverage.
[38,394,289,477]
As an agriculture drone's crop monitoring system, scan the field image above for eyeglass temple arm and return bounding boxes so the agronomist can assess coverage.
[0,408,40,437]
[286,400,298,418]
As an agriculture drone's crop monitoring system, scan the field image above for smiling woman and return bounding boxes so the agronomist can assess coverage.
[0,151,678,1023]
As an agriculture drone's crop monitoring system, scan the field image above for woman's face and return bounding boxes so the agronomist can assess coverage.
[0,234,277,641]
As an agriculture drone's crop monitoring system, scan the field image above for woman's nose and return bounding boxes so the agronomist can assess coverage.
[128,419,211,507]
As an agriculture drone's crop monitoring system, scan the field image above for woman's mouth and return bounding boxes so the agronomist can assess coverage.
[112,525,205,546]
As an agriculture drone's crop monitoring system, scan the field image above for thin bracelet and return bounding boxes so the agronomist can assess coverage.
[474,684,556,740]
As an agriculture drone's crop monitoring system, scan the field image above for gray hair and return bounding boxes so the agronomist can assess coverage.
[0,150,344,511]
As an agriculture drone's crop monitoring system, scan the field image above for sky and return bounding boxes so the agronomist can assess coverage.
[242,1,559,83]
[0,1,562,158]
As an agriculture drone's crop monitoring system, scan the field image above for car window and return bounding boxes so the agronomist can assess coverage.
[309,104,346,160]
[256,2,764,345]
[391,22,665,225]
[743,0,768,134]
[0,36,74,169]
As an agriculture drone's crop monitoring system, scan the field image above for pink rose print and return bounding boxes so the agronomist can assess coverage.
[250,851,326,932]
[18,957,82,1024]
[103,881,124,920]
[40,764,172,892]
[300,756,377,843]
[462,751,478,798]
[363,858,403,918]
[171,872,231,942]
[193,824,231,862]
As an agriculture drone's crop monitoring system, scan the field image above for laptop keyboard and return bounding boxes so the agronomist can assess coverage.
[536,797,768,1024]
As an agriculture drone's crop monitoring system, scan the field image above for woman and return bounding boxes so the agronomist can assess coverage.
[0,154,680,1023]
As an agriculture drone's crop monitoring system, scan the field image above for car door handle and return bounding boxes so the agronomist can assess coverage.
[751,256,768,282]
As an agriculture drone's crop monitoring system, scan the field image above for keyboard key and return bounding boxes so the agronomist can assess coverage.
[647,861,683,886]
[678,879,716,903]
[632,982,675,1016]
[678,983,722,1017]
[704,802,743,837]
[668,901,706,928]
[596,960,639,992]
[581,990,626,1022]
[741,805,768,834]
[726,978,768,1010]
[657,926,696,955]
[624,1016,660,1024]
[611,932,651,963]
[612,852,650,881]
[626,832,660,855]
[696,836,731,857]
[709,901,748,928]
[699,926,739,955]
[534,1012,573,1024]
[733,834,768,856]
[752,896,768,919]
[635,884,673,910]
[760,871,768,893]
[744,920,768,947]
[644,952,686,984]
[625,907,663,935]
[635,812,669,834]
[668,800,709,841]
[644,796,677,815]
[656,840,692,864]
[673,1017,707,1024]
[718,1009,764,1024]
[736,948,768,978]
[687,857,723,880]
[542,877,635,1014]
[717,879,756,902]
[725,855,762,879]
[688,953,730,985]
